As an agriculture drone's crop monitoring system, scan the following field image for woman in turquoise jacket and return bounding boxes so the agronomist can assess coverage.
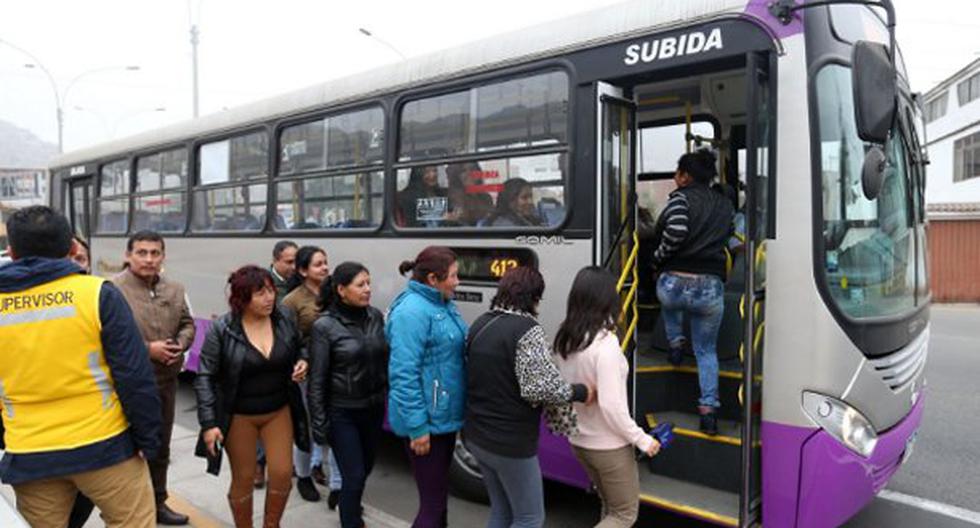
[386,246,467,528]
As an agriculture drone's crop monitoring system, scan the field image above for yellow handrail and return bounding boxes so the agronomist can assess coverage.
[617,280,638,325]
[617,232,640,353]
[616,241,638,292]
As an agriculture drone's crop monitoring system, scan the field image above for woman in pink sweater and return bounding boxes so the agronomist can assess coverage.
[554,266,660,528]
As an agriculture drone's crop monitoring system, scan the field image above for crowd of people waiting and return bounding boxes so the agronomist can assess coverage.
[0,149,734,528]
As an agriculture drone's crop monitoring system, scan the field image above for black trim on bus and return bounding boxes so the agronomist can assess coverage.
[805,6,929,357]
[767,50,778,240]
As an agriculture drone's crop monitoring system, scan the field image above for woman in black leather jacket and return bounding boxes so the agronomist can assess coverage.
[194,265,310,528]
[308,261,388,528]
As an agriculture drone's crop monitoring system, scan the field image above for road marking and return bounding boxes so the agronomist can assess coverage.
[880,490,980,525]
[364,504,411,528]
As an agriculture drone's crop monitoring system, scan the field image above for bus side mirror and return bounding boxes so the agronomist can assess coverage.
[861,146,886,200]
[852,41,897,144]
[851,40,898,145]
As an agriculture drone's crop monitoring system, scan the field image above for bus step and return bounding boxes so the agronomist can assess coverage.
[638,469,739,527]
[635,351,743,423]
[642,411,753,494]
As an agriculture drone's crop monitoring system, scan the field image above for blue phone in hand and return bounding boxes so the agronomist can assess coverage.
[650,422,675,450]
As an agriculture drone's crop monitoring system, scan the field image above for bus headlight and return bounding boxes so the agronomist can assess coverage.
[802,391,878,458]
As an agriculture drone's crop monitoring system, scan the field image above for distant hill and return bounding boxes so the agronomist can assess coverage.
[0,120,57,169]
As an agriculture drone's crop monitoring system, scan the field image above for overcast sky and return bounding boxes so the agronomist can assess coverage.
[1,0,977,152]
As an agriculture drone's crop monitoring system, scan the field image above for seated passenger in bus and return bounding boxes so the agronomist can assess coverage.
[650,150,734,436]
[486,178,543,227]
[446,162,493,226]
[396,166,455,227]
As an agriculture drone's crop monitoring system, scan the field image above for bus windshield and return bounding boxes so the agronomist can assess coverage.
[816,64,916,319]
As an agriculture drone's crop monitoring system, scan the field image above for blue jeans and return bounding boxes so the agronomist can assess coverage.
[466,442,545,528]
[656,272,725,408]
[293,380,329,481]
[328,406,384,528]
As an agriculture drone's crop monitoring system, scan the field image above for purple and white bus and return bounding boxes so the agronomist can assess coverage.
[49,1,928,526]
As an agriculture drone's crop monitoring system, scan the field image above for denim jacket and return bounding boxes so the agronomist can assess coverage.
[386,281,468,439]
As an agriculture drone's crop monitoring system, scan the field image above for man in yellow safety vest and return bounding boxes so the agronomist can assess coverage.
[0,206,162,528]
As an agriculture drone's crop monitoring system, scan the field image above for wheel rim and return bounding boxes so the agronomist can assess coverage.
[453,437,483,478]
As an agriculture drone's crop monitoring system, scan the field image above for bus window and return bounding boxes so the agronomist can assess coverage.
[394,153,565,229]
[96,159,130,234]
[396,70,569,229]
[192,131,269,232]
[274,171,383,229]
[816,64,915,318]
[192,184,268,232]
[199,132,268,185]
[275,108,385,230]
[279,107,384,175]
[639,121,715,174]
[398,71,568,162]
[134,148,188,233]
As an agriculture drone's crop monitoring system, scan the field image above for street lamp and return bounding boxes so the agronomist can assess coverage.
[3,36,140,153]
[21,63,141,153]
[358,27,407,60]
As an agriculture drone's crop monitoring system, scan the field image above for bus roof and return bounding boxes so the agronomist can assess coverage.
[51,0,756,169]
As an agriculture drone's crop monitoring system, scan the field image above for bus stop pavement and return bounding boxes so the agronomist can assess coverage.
[1,422,410,528]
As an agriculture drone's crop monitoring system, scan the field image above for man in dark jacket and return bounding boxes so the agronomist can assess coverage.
[0,206,161,528]
[270,240,297,303]
[650,150,734,436]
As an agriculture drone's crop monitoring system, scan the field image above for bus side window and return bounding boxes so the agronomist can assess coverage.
[274,107,385,231]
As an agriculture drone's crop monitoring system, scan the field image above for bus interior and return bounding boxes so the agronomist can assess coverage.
[603,55,770,524]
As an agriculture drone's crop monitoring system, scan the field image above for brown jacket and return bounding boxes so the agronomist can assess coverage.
[112,269,196,378]
[281,284,319,346]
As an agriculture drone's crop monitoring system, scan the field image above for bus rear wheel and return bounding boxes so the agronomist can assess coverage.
[448,437,489,504]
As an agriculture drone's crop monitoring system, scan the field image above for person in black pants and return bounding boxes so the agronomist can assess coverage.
[308,262,389,528]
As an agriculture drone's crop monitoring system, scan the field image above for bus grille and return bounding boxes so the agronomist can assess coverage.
[868,328,929,392]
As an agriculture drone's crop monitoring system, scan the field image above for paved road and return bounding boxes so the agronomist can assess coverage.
[884,305,980,512]
[169,305,979,527]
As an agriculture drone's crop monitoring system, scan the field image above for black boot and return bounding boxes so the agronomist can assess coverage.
[297,476,321,502]
[698,406,719,436]
[327,489,340,510]
[156,503,190,525]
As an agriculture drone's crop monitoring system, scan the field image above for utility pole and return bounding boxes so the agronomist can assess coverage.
[190,23,200,118]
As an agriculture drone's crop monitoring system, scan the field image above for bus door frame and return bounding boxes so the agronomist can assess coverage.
[65,174,95,242]
[739,49,774,528]
[595,81,640,417]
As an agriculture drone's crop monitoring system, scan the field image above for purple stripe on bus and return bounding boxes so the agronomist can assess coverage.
[743,0,805,40]
[182,317,213,373]
[537,421,592,488]
[763,394,925,528]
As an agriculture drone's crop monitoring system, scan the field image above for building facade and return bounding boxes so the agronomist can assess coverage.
[923,58,980,303]
[0,168,49,248]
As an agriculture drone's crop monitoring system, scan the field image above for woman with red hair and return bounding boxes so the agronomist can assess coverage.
[194,265,310,528]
